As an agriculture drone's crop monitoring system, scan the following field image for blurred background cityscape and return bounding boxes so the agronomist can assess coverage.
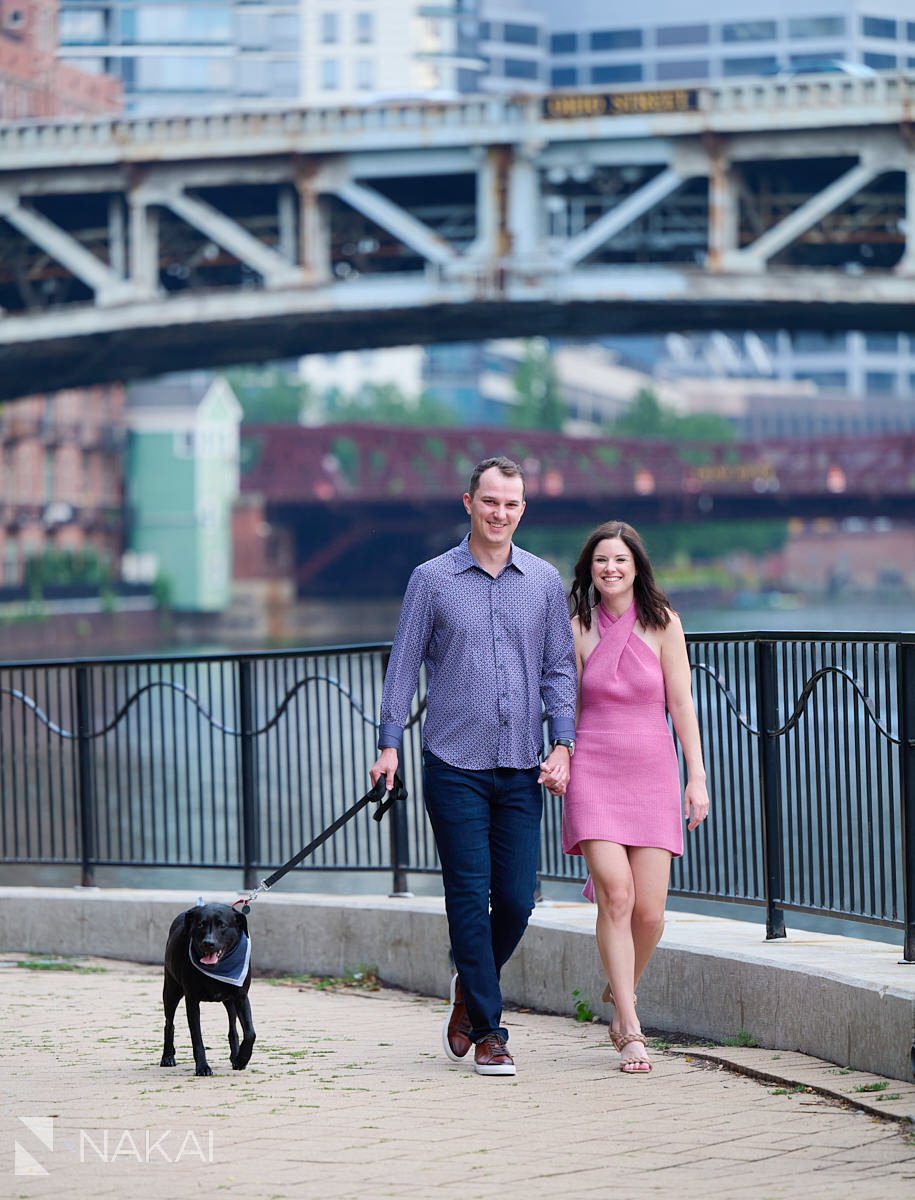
[3,0,915,659]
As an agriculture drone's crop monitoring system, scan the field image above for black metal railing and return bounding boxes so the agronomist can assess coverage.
[1,633,913,960]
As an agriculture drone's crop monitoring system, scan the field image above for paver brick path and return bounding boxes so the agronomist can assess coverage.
[2,958,914,1199]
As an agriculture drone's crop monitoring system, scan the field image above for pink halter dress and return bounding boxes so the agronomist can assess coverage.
[562,600,684,877]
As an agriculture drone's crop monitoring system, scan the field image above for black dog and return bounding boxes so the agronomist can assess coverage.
[159,902,255,1076]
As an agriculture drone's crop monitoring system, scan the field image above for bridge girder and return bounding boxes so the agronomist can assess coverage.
[4,78,915,400]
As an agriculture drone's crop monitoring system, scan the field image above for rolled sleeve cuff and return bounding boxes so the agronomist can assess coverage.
[548,716,576,743]
[378,722,404,752]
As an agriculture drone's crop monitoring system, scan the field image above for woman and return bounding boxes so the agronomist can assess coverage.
[562,521,710,1073]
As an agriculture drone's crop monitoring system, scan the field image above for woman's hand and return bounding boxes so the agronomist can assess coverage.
[684,779,710,832]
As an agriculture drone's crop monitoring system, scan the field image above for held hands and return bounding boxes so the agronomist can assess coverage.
[684,779,710,832]
[370,747,399,791]
[538,745,571,796]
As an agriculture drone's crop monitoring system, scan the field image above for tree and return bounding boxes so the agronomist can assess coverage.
[612,388,735,442]
[510,340,566,431]
[227,368,312,423]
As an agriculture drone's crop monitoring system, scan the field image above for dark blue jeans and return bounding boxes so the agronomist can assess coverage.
[423,751,543,1044]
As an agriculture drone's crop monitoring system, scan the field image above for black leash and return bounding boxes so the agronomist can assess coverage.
[232,774,407,913]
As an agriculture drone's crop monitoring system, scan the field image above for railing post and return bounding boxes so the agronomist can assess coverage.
[898,641,915,963]
[755,640,786,940]
[74,666,96,888]
[237,660,259,891]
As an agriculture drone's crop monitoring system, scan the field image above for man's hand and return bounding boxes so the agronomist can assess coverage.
[370,747,399,791]
[538,745,570,796]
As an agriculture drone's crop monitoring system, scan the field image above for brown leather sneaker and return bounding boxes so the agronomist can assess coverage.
[473,1033,516,1076]
[442,973,473,1062]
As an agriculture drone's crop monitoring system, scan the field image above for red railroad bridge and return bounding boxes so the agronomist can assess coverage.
[241,424,915,593]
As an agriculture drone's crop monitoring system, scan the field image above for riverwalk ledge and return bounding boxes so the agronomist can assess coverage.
[1,887,913,1084]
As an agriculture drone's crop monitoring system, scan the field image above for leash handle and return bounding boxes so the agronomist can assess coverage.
[232,774,407,912]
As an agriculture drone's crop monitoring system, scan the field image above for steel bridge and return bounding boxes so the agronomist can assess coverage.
[241,424,915,591]
[5,75,915,401]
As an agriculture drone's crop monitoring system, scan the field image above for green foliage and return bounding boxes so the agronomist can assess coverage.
[228,368,310,424]
[721,1029,758,1047]
[612,388,735,442]
[151,571,174,612]
[571,988,595,1023]
[853,1081,890,1093]
[327,383,459,427]
[24,548,112,596]
[639,518,789,567]
[510,340,566,431]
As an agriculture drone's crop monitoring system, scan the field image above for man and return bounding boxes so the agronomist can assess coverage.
[370,456,577,1076]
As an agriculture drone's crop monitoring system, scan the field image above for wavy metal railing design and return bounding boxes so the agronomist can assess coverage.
[0,675,426,741]
[691,662,908,746]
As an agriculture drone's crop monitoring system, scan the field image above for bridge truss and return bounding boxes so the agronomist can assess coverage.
[4,75,915,398]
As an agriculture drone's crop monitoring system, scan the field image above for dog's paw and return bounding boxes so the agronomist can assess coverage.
[231,1058,249,1071]
[159,1054,176,1068]
[195,1063,214,1077]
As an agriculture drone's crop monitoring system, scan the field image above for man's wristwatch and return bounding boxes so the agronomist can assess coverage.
[552,738,575,757]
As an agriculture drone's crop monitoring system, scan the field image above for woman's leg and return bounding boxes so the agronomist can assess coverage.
[580,840,643,1050]
[628,847,673,988]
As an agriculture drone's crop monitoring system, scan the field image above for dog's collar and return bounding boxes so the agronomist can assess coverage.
[189,933,251,987]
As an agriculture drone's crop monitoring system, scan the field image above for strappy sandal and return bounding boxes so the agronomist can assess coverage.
[610,1031,652,1073]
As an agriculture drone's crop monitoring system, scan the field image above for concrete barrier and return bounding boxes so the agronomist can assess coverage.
[1,887,913,1082]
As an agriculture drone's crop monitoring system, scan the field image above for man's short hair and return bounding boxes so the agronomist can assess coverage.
[468,456,526,499]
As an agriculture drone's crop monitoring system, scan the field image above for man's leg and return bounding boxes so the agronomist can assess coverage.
[423,753,503,1042]
[489,766,543,981]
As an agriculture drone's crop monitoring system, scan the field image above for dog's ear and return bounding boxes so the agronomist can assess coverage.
[183,908,200,932]
[233,908,249,936]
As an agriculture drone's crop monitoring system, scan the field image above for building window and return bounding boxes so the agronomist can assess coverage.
[355,11,373,44]
[504,23,539,46]
[866,371,896,393]
[551,32,576,54]
[59,8,106,43]
[356,57,374,89]
[656,24,709,47]
[789,52,844,70]
[656,59,709,81]
[788,16,846,39]
[551,66,577,87]
[590,28,642,52]
[722,20,776,43]
[863,51,897,69]
[236,58,268,94]
[320,58,338,89]
[591,63,642,84]
[909,22,915,41]
[862,16,897,40]
[504,58,539,80]
[722,55,779,76]
[865,332,899,351]
[320,11,337,44]
[136,6,232,44]
[797,370,848,389]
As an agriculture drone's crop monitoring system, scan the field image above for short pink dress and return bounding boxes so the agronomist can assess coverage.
[562,600,684,871]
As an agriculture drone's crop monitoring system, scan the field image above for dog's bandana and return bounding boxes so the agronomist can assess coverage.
[189,933,251,987]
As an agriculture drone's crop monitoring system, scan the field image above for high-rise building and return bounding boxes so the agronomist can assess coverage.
[528,0,915,90]
[56,0,542,113]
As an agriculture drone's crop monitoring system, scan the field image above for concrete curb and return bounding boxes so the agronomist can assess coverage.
[671,1046,915,1124]
[1,887,914,1083]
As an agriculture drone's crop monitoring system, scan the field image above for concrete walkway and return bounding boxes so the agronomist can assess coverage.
[1,956,914,1199]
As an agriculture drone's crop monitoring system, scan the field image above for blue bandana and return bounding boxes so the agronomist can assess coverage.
[189,932,251,987]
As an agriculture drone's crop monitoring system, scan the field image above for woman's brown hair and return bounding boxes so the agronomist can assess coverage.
[569,521,671,632]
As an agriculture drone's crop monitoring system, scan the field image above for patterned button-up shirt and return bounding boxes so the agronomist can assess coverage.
[379,535,577,770]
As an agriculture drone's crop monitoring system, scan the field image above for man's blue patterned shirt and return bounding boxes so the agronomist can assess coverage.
[379,535,577,770]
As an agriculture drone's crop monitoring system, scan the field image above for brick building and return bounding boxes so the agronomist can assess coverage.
[0,1,123,588]
[0,0,120,117]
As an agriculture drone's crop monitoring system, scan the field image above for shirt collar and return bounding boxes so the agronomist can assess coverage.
[451,534,525,575]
